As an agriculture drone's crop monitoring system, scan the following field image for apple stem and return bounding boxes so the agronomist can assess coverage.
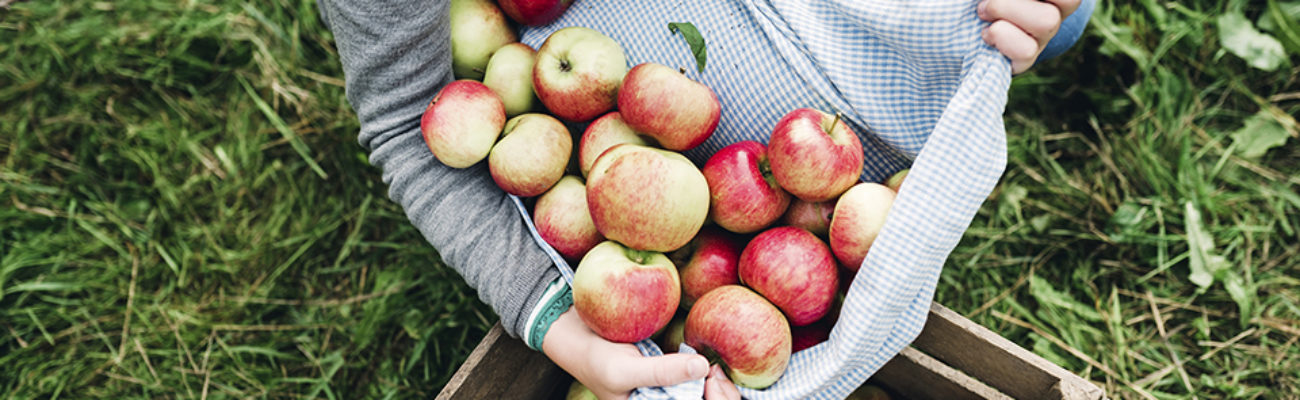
[825,112,843,135]
[560,59,572,73]
[679,66,687,74]
[623,247,652,265]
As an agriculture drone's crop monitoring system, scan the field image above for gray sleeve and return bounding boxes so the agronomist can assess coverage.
[317,0,560,338]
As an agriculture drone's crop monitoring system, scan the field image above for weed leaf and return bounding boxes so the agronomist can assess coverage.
[1184,202,1227,292]
[1231,111,1290,158]
[668,22,707,73]
[1217,12,1287,71]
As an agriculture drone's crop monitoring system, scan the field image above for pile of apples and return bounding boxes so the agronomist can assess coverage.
[427,0,909,391]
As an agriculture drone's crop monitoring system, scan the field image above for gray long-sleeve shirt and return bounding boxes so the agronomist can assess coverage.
[317,0,558,338]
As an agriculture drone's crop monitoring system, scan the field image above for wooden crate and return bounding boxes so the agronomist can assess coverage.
[437,302,1107,400]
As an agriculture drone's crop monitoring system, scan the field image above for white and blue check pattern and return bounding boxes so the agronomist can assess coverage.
[511,0,1012,398]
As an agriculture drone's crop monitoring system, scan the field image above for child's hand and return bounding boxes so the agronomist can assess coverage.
[978,0,1081,73]
[543,308,741,400]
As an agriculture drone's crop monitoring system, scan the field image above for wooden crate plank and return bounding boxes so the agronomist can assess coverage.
[910,303,1106,400]
[873,346,1013,400]
[437,324,567,400]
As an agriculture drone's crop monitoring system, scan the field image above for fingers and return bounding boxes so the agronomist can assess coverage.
[977,0,1061,45]
[704,365,742,400]
[610,353,710,390]
[982,20,1039,74]
[1041,0,1082,19]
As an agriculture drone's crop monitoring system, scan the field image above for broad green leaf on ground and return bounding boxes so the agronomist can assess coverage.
[1230,111,1291,158]
[668,22,707,73]
[1221,268,1256,325]
[1030,275,1103,321]
[1184,202,1228,292]
[1218,12,1288,71]
[1259,0,1300,54]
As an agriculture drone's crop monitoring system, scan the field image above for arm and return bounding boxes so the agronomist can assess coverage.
[316,0,558,339]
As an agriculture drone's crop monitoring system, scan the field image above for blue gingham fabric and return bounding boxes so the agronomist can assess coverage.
[511,0,1012,398]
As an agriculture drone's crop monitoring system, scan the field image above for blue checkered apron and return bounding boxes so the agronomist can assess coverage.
[510,0,1013,398]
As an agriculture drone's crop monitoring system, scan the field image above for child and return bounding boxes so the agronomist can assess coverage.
[316,0,1092,398]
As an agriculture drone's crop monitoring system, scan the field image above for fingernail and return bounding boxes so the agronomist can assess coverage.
[977,0,988,17]
[688,357,708,379]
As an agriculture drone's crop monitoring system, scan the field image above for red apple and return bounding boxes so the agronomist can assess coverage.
[496,0,573,26]
[685,285,791,389]
[572,241,680,343]
[617,62,721,151]
[534,27,627,122]
[739,226,839,326]
[534,175,603,261]
[790,318,832,353]
[768,108,864,202]
[669,226,743,308]
[781,198,836,238]
[488,113,571,196]
[829,183,895,271]
[586,144,709,252]
[701,141,790,233]
[884,168,909,192]
[578,112,652,177]
[420,80,505,168]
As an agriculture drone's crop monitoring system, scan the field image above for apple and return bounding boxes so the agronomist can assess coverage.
[669,226,743,308]
[578,112,653,177]
[884,168,909,192]
[534,27,627,122]
[739,226,839,326]
[488,113,571,196]
[450,0,517,80]
[572,241,680,343]
[586,144,709,252]
[617,62,721,151]
[685,285,791,389]
[565,381,597,400]
[781,198,836,238]
[790,317,832,353]
[534,175,603,261]
[828,183,895,271]
[656,314,687,353]
[483,43,540,117]
[420,80,505,168]
[768,108,864,202]
[702,141,790,233]
[497,0,574,26]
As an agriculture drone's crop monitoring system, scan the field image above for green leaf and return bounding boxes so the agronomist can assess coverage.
[1029,276,1103,322]
[1230,111,1291,158]
[668,22,707,73]
[1262,0,1300,54]
[1184,202,1227,292]
[1217,12,1288,71]
[1220,269,1256,325]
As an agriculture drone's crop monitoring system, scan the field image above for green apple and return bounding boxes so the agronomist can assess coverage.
[450,0,516,80]
[483,43,539,117]
[487,113,571,196]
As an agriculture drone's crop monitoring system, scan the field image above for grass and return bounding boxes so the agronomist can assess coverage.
[0,0,1296,399]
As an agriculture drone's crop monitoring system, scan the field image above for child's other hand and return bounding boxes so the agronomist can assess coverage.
[977,0,1081,74]
[543,308,741,400]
